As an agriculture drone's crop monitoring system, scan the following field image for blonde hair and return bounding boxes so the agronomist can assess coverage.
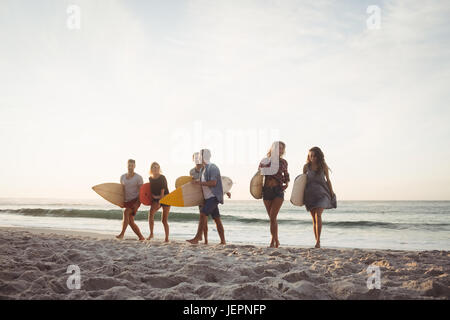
[149,162,162,175]
[267,141,286,158]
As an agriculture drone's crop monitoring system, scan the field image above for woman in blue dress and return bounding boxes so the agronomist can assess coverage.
[303,147,336,248]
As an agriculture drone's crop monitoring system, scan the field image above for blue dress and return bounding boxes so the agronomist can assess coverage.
[304,165,337,211]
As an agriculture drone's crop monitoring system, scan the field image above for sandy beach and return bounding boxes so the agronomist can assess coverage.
[0,227,448,300]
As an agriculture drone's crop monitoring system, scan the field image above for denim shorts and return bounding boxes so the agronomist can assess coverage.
[262,186,284,201]
[201,197,220,219]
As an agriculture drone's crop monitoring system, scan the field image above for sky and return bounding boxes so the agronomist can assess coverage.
[0,0,449,200]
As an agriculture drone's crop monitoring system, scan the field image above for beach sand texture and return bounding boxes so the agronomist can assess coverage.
[0,227,449,300]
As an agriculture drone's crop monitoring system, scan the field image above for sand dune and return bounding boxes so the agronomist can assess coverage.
[0,227,448,300]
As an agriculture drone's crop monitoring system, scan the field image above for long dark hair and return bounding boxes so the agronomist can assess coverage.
[306,147,330,173]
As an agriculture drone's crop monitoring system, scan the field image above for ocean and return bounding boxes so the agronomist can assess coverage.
[0,198,449,251]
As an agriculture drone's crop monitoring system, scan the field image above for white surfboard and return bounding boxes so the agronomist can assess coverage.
[92,183,125,208]
[290,174,307,206]
[250,171,264,199]
[222,176,233,194]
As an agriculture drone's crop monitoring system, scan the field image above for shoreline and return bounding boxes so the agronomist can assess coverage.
[0,225,439,252]
[0,226,449,300]
[0,225,447,252]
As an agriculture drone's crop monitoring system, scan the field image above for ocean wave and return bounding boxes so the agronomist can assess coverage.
[1,208,449,231]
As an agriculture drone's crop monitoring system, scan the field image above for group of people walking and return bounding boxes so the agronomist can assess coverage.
[116,142,336,248]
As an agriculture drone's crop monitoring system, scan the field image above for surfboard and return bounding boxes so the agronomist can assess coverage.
[175,176,193,189]
[290,174,307,206]
[160,176,233,207]
[250,171,264,199]
[139,182,152,206]
[222,176,233,194]
[92,183,125,208]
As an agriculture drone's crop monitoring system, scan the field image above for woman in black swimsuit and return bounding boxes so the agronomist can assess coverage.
[147,162,171,242]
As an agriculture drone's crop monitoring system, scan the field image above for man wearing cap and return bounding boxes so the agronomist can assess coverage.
[190,152,208,244]
[187,149,226,245]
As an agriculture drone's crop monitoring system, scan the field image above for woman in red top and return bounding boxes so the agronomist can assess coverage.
[259,141,290,248]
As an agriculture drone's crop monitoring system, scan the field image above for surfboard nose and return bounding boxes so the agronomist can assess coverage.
[160,188,184,207]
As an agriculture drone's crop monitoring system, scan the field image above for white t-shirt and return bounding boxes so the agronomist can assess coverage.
[120,173,143,202]
[201,170,215,200]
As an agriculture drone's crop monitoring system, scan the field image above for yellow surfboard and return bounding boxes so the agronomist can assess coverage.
[161,182,204,207]
[161,176,233,207]
[175,176,193,189]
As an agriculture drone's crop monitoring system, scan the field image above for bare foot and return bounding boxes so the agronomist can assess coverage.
[138,237,145,241]
[146,235,154,240]
[314,241,321,248]
[186,238,199,244]
[220,241,226,245]
[115,234,124,240]
[204,240,208,245]
[164,239,169,243]
[275,240,280,248]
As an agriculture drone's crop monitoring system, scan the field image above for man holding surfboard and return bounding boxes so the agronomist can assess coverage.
[187,149,226,245]
[190,152,208,244]
[116,159,145,241]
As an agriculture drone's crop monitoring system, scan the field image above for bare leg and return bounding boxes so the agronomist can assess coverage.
[161,206,170,242]
[187,213,208,244]
[310,211,318,242]
[197,206,207,243]
[116,209,131,239]
[315,208,323,248]
[129,214,145,240]
[196,214,203,241]
[203,218,208,244]
[263,200,273,247]
[269,197,283,248]
[214,217,226,244]
[147,202,159,240]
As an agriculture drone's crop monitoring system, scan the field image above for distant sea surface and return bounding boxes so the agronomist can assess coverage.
[0,198,449,251]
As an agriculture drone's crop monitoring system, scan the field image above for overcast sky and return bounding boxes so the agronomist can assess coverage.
[1,0,449,200]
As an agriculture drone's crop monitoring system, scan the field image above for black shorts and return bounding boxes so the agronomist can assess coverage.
[152,198,170,208]
[262,186,284,201]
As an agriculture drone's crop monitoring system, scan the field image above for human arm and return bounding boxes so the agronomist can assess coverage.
[136,176,143,204]
[160,176,168,199]
[282,160,290,191]
[192,165,219,187]
[193,180,217,187]
[324,167,334,196]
